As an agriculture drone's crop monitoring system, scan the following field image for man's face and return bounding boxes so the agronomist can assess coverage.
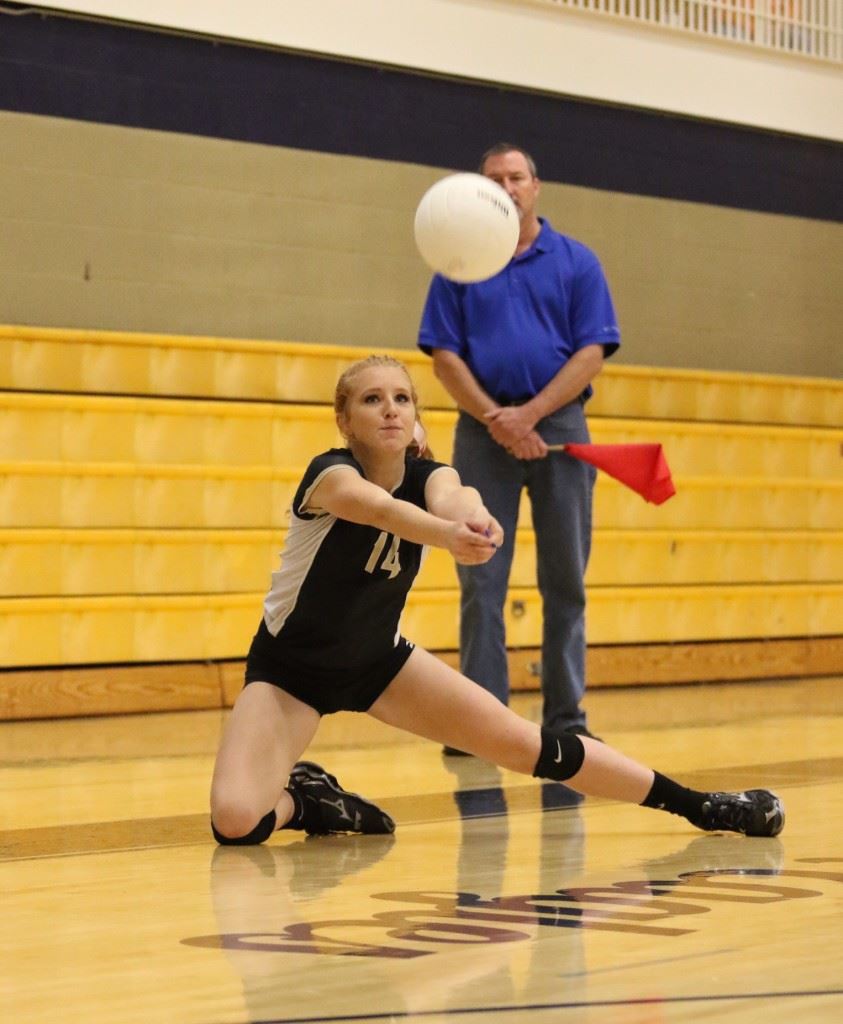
[481,150,540,222]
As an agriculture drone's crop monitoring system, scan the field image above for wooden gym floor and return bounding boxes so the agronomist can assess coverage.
[2,675,842,1023]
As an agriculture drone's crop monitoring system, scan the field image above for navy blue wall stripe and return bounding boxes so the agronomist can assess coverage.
[1,8,840,221]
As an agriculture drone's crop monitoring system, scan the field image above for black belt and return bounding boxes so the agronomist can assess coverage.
[494,394,588,408]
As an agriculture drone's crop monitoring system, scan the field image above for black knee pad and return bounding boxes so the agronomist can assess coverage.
[532,727,586,782]
[211,809,277,846]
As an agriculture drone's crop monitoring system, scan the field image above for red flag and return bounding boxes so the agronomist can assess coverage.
[560,443,676,505]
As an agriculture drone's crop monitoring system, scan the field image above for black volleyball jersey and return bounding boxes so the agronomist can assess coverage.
[263,448,450,670]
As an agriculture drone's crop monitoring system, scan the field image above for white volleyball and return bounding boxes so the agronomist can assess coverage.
[414,173,519,283]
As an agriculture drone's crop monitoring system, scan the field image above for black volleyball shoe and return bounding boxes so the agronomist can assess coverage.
[691,789,785,837]
[288,761,395,836]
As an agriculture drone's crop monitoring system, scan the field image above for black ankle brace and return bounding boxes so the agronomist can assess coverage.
[532,727,586,782]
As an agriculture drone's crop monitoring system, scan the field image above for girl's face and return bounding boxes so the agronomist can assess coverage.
[340,366,417,454]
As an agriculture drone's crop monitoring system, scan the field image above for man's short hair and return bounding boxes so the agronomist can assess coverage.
[478,143,538,178]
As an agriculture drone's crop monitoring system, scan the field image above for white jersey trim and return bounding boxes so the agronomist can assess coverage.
[264,463,359,637]
[263,513,338,637]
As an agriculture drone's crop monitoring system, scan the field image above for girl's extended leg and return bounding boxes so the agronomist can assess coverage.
[369,648,784,837]
[211,681,319,840]
[369,647,653,800]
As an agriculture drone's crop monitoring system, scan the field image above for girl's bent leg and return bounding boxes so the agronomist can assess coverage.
[210,681,320,840]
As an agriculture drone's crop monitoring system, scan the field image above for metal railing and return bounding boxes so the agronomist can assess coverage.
[532,0,843,61]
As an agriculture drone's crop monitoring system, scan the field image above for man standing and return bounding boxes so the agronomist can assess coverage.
[417,142,620,748]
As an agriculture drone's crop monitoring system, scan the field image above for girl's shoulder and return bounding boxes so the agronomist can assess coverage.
[305,447,361,479]
[294,448,362,519]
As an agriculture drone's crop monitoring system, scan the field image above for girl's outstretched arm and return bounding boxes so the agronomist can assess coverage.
[308,466,498,564]
[424,466,503,547]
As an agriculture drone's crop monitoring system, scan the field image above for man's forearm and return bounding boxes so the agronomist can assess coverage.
[432,350,498,422]
[525,344,604,422]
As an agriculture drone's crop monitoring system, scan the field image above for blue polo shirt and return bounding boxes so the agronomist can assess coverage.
[417,218,620,404]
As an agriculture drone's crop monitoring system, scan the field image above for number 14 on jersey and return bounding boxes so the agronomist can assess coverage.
[365,531,402,579]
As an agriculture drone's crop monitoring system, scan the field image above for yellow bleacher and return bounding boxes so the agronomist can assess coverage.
[2,583,840,667]
[4,392,843,476]
[2,527,841,597]
[1,465,840,532]
[1,325,841,718]
[3,324,841,425]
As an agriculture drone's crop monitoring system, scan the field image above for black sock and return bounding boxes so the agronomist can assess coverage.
[281,786,325,833]
[641,771,707,823]
[281,787,306,831]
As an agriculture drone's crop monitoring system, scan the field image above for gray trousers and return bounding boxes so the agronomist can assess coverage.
[452,401,595,731]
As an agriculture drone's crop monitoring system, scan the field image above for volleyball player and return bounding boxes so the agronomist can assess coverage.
[209,355,784,845]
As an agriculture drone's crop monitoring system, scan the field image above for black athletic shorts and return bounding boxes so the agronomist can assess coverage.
[243,617,415,715]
